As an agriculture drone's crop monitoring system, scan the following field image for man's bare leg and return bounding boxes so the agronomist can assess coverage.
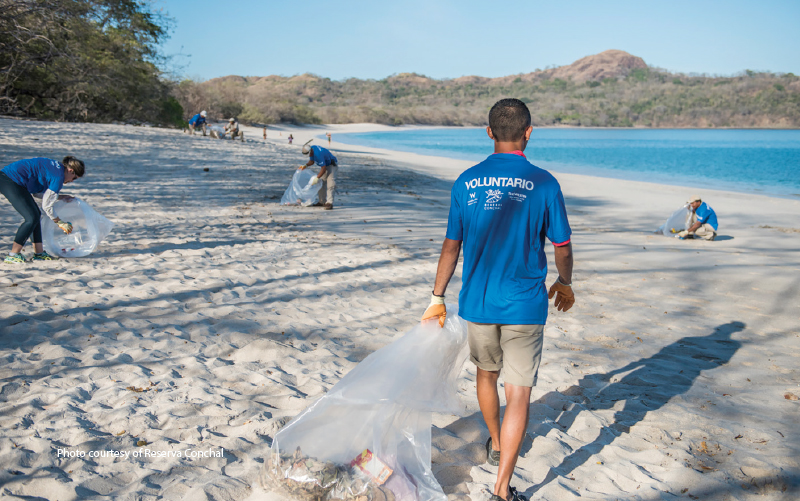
[494,382,532,500]
[477,368,501,457]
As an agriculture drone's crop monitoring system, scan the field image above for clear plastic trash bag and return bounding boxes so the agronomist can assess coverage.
[281,168,321,207]
[208,125,226,138]
[656,204,692,235]
[260,305,468,501]
[41,198,114,257]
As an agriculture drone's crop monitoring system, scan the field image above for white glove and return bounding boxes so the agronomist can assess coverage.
[421,294,446,327]
[310,176,321,186]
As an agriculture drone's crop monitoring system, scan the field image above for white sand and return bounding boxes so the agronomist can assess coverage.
[0,119,798,500]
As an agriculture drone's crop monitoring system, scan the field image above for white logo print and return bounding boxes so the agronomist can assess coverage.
[486,189,503,204]
[469,192,476,199]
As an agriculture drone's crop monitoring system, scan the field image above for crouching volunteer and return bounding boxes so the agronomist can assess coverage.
[188,110,208,136]
[225,118,244,142]
[422,99,575,501]
[677,195,718,241]
[300,140,338,210]
[0,156,85,264]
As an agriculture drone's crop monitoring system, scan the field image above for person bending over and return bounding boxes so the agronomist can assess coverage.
[300,140,339,210]
[188,110,208,136]
[0,156,85,263]
[677,195,718,240]
[422,98,575,501]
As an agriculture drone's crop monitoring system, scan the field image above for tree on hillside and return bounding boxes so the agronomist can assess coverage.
[0,0,182,124]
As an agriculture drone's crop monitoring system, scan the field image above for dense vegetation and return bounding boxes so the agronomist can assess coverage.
[2,5,796,130]
[0,0,182,125]
[178,68,800,128]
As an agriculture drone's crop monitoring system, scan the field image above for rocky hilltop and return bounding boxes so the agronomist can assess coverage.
[545,50,648,82]
[176,51,799,128]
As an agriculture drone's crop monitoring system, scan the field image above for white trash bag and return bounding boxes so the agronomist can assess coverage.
[260,305,468,501]
[656,204,692,235]
[281,168,321,207]
[41,198,114,257]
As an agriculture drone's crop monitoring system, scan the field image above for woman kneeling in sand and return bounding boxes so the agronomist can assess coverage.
[0,156,85,264]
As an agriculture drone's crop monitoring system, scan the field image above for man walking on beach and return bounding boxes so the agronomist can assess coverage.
[677,195,717,240]
[300,141,339,210]
[422,98,575,501]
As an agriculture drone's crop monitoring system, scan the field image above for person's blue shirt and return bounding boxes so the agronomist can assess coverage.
[446,152,571,325]
[695,202,718,231]
[1,157,65,194]
[189,113,206,126]
[309,146,337,167]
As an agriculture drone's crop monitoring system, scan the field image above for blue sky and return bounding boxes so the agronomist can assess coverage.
[158,0,800,81]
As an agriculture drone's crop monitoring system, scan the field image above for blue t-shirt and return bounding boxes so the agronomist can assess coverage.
[309,146,337,167]
[189,114,206,126]
[695,202,718,231]
[446,153,572,325]
[1,157,65,194]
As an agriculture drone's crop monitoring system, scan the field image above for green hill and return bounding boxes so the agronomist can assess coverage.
[175,50,800,128]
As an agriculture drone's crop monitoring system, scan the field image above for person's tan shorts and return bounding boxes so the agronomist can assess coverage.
[467,322,544,387]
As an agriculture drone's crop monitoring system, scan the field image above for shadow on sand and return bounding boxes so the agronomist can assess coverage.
[436,322,747,496]
[525,321,745,495]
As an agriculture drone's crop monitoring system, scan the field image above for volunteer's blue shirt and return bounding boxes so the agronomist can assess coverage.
[189,114,206,126]
[446,152,572,324]
[1,157,65,194]
[695,202,718,231]
[309,146,337,167]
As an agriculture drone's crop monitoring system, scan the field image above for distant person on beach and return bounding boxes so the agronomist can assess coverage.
[422,98,574,501]
[225,118,244,142]
[326,132,332,145]
[300,140,338,210]
[188,111,208,136]
[0,156,85,264]
[288,134,294,144]
[677,195,718,240]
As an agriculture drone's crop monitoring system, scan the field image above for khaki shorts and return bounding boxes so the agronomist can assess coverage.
[468,322,544,388]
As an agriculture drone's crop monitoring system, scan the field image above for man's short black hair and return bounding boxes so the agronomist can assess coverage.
[489,98,532,142]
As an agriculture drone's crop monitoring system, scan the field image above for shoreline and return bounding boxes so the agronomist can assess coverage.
[244,122,800,202]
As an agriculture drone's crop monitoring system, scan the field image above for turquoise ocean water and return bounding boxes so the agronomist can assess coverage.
[333,128,800,198]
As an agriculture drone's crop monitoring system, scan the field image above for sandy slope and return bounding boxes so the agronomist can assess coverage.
[0,119,798,501]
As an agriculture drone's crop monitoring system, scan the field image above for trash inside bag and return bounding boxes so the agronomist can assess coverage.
[656,204,692,235]
[41,198,114,257]
[281,168,321,207]
[260,305,468,501]
[208,125,226,138]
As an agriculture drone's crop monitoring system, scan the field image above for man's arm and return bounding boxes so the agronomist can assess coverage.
[548,242,575,312]
[687,221,702,233]
[422,238,462,327]
[433,238,462,296]
[554,242,573,285]
[317,164,327,178]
